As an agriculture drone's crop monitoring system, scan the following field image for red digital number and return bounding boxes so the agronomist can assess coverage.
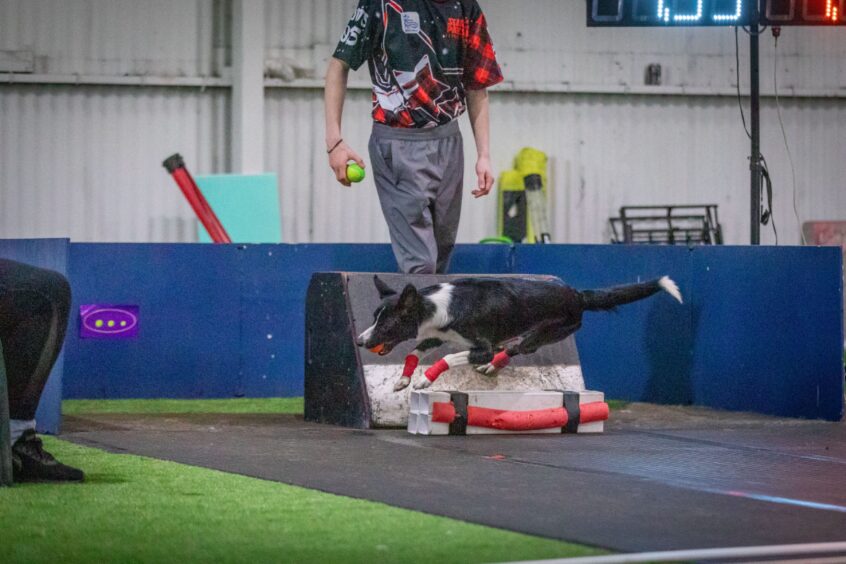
[804,0,842,21]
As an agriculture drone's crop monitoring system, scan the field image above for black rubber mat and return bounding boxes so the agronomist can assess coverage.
[62,405,846,553]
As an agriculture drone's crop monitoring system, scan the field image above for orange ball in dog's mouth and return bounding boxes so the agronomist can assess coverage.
[369,343,386,354]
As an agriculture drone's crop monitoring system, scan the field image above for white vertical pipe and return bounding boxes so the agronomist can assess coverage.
[232,0,265,173]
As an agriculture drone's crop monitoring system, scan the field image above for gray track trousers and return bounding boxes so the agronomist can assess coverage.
[368,121,464,274]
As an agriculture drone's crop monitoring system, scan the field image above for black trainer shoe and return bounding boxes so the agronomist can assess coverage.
[12,430,85,483]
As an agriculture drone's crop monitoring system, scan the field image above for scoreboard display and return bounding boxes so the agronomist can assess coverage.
[764,0,843,24]
[588,1,845,26]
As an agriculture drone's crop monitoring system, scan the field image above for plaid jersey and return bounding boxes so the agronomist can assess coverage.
[333,0,503,129]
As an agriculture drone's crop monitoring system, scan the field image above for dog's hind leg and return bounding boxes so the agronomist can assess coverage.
[476,349,512,376]
[508,320,582,357]
[396,338,442,391]
[476,320,583,376]
[476,320,580,376]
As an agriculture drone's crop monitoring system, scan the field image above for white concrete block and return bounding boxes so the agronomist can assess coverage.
[408,390,451,435]
[579,390,605,404]
[577,421,605,434]
[407,412,419,434]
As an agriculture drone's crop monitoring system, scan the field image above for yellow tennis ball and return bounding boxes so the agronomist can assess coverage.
[346,163,366,183]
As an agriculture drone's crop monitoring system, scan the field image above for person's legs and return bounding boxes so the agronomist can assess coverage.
[369,136,439,274]
[0,259,71,425]
[368,121,462,274]
[432,133,464,274]
[0,259,82,482]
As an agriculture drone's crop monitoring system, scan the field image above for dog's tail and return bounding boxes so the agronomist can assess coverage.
[579,276,683,312]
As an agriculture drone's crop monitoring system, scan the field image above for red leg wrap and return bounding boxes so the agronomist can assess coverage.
[424,359,450,382]
[402,354,420,377]
[491,351,511,369]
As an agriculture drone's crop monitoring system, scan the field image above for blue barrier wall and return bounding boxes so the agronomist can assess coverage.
[61,243,844,421]
[64,244,510,400]
[515,245,845,420]
[0,238,70,434]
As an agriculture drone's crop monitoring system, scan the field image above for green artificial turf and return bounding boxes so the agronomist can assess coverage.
[606,400,629,411]
[63,397,304,415]
[0,438,603,564]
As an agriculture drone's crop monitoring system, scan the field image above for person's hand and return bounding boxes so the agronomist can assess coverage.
[472,156,494,198]
[328,141,365,187]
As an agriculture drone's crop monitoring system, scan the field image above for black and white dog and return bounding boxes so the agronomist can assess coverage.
[356,275,683,391]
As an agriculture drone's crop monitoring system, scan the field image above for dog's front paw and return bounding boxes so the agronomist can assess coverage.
[393,376,411,391]
[475,363,501,376]
[413,378,433,390]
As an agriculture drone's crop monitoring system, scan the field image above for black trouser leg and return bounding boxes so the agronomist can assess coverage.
[0,259,71,421]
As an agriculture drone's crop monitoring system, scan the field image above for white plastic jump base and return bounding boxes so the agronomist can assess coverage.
[365,364,584,428]
[408,390,606,435]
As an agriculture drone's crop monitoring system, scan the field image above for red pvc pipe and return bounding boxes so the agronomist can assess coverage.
[432,401,609,432]
[488,406,568,430]
[163,154,232,244]
[432,401,456,423]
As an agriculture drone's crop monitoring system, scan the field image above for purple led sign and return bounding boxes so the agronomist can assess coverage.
[79,305,140,340]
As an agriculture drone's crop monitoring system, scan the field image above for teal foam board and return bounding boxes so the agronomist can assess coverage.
[195,174,281,243]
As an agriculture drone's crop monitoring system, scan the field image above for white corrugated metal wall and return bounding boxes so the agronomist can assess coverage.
[1,84,230,242]
[1,0,845,244]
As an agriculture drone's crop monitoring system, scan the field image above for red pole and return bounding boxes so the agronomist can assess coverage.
[163,154,232,244]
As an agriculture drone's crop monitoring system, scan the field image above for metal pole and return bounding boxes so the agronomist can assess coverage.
[0,340,13,486]
[749,18,762,245]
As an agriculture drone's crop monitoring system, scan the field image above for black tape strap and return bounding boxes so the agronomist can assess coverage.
[449,392,469,436]
[562,391,581,434]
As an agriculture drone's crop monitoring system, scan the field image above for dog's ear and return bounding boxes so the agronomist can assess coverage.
[397,284,420,310]
[373,275,397,299]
